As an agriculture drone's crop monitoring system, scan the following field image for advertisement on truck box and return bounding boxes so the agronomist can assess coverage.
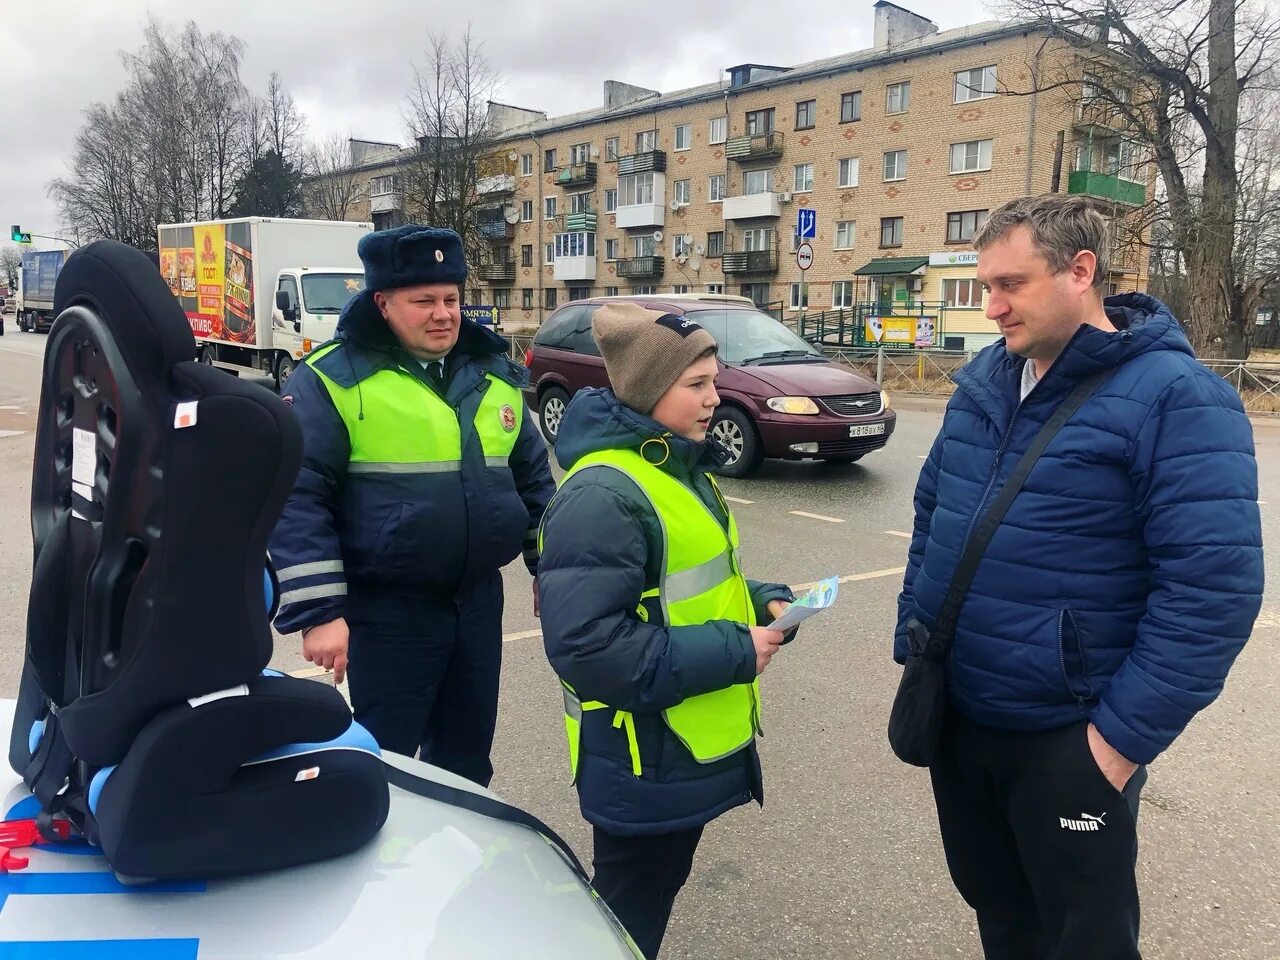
[160,222,256,342]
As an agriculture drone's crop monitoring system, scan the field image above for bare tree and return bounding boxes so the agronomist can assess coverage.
[1000,0,1280,357]
[401,29,502,267]
[265,71,307,169]
[1,248,23,290]
[303,134,366,221]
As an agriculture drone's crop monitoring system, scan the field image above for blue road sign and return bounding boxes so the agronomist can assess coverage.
[797,208,816,240]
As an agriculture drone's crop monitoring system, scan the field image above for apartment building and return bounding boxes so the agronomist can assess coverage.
[469,1,1150,349]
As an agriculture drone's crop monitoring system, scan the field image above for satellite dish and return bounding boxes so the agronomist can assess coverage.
[653,230,664,242]
[689,258,701,272]
[508,151,519,162]
[694,242,705,255]
[590,146,600,159]
[676,254,689,265]
[682,233,693,244]
[669,199,682,212]
[503,207,520,224]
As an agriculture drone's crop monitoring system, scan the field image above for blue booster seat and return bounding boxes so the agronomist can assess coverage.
[7,240,389,880]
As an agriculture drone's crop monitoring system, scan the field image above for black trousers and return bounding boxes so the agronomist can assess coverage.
[345,572,503,787]
[930,715,1147,960]
[591,825,704,959]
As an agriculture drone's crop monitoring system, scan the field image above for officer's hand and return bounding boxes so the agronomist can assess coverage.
[303,618,349,685]
[750,626,785,675]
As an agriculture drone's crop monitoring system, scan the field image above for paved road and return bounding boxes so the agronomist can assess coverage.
[0,331,1277,958]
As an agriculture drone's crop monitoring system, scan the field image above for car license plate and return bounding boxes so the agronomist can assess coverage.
[849,423,886,438]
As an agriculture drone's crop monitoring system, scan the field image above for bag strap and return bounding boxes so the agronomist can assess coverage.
[381,760,589,883]
[931,368,1113,649]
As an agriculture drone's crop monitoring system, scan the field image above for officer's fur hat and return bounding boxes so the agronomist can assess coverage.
[358,225,467,292]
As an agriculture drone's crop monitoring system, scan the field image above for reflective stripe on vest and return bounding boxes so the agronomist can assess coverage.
[552,443,759,779]
[307,343,523,470]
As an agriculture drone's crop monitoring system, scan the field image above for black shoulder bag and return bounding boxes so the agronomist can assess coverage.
[888,368,1111,767]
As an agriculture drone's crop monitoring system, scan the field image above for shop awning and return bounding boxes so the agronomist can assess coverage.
[853,256,929,276]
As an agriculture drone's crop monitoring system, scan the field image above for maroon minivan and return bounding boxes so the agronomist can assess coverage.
[522,295,896,477]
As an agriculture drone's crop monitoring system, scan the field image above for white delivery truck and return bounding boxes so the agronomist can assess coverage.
[157,217,373,388]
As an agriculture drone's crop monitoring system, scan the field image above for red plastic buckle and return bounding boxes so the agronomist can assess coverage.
[0,818,74,872]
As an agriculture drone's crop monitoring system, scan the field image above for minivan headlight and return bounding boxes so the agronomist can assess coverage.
[766,396,820,415]
[881,390,891,410]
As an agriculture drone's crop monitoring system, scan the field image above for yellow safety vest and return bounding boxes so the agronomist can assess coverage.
[308,343,524,473]
[547,441,760,781]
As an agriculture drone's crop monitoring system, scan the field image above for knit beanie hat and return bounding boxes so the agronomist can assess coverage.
[591,303,719,414]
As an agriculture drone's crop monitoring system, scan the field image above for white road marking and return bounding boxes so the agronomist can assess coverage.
[0,430,24,439]
[792,566,906,592]
[1258,500,1268,506]
[884,530,913,539]
[918,455,928,459]
[502,628,543,643]
[790,511,845,523]
[724,495,754,505]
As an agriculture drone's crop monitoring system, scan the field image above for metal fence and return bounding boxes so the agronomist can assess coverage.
[1201,360,1280,415]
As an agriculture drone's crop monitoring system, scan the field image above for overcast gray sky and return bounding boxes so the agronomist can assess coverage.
[0,0,993,254]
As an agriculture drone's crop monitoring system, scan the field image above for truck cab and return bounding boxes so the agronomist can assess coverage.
[270,267,365,387]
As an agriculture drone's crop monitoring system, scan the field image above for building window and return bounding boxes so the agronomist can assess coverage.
[553,232,596,258]
[674,179,691,205]
[636,130,656,152]
[887,81,911,115]
[545,288,558,309]
[744,169,773,195]
[883,150,908,181]
[631,285,657,295]
[544,148,557,171]
[568,285,590,301]
[605,188,618,212]
[570,191,593,214]
[709,174,726,202]
[545,196,558,220]
[838,157,861,189]
[674,235,692,259]
[370,174,399,196]
[520,154,533,176]
[544,243,554,265]
[840,91,862,123]
[522,288,534,309]
[521,244,533,267]
[675,123,692,151]
[619,172,655,206]
[793,163,814,193]
[950,139,993,174]
[605,137,620,161]
[706,283,724,295]
[707,231,724,257]
[795,99,816,129]
[955,65,997,103]
[745,108,775,135]
[741,227,773,251]
[570,142,591,165]
[789,282,809,310]
[832,280,854,309]
[605,238,619,260]
[709,116,728,144]
[880,217,904,248]
[947,209,989,243]
[835,221,856,249]
[740,283,771,306]
[672,284,690,294]
[943,278,983,307]
[605,286,619,297]
[520,200,533,222]
[633,235,655,257]
[493,288,511,309]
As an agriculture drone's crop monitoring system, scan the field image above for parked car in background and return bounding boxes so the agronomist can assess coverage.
[523,294,896,477]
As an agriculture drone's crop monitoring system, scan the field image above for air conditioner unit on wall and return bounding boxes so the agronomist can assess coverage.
[908,276,924,293]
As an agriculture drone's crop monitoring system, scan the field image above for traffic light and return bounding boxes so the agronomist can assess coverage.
[10,226,32,244]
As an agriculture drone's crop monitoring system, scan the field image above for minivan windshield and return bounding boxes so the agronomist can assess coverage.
[690,309,825,365]
[301,273,366,314]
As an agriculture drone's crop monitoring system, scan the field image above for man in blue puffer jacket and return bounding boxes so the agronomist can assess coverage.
[896,195,1262,960]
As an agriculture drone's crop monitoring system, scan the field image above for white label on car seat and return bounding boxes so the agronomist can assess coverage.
[72,481,92,502]
[187,684,250,708]
[72,427,95,487]
[174,400,199,429]
[295,766,321,782]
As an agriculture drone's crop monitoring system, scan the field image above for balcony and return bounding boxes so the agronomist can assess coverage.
[557,162,598,188]
[722,192,783,220]
[616,150,667,175]
[725,132,785,162]
[478,261,516,284]
[721,249,780,275]
[615,256,665,279]
[1067,170,1146,207]
[370,192,402,214]
[476,173,516,196]
[554,257,596,283]
[475,208,516,242]
[561,211,598,232]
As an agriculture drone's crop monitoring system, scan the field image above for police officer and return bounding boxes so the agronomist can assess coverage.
[537,302,795,958]
[270,225,555,787]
